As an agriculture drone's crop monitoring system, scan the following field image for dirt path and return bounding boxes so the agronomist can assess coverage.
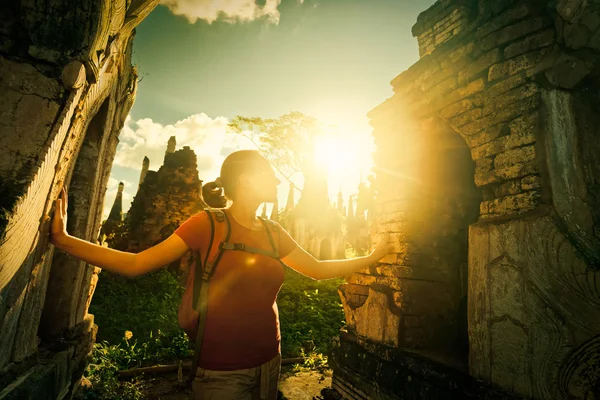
[279,369,332,400]
[138,366,332,399]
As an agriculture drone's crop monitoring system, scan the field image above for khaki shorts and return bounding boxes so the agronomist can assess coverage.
[192,353,281,400]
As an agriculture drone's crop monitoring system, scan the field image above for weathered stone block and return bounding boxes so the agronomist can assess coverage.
[494,145,536,170]
[423,75,458,97]
[556,0,586,22]
[465,123,509,148]
[545,53,591,88]
[482,83,538,117]
[11,256,53,363]
[465,49,501,81]
[494,179,522,197]
[485,72,528,99]
[340,287,401,346]
[461,95,539,137]
[431,78,487,115]
[488,49,548,81]
[494,160,538,181]
[480,190,539,216]
[520,175,540,191]
[440,99,475,119]
[504,29,555,59]
[472,139,505,161]
[490,319,530,396]
[474,157,494,176]
[563,21,591,49]
[480,17,550,53]
[580,9,600,32]
[477,3,533,39]
[414,3,475,56]
[392,280,456,316]
[442,41,475,68]
[475,158,537,187]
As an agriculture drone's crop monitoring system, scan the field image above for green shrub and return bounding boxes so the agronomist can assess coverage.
[90,268,184,344]
[78,329,193,399]
[278,267,345,358]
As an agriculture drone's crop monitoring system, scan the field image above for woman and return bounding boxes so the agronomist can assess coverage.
[50,150,392,400]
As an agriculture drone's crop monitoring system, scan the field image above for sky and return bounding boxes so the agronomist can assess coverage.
[103,0,437,219]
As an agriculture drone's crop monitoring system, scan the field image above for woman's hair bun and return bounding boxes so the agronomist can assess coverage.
[201,181,227,208]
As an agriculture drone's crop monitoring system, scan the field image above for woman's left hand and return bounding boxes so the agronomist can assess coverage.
[368,233,394,262]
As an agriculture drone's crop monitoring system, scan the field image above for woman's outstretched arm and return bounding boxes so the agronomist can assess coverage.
[281,233,392,281]
[49,187,190,277]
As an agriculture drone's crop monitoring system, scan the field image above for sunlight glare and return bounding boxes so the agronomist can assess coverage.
[313,134,356,178]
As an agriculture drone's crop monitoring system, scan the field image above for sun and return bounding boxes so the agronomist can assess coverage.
[313,134,361,180]
[314,135,351,175]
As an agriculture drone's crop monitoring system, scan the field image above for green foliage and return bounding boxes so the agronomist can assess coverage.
[89,268,184,344]
[292,350,330,375]
[82,269,192,399]
[228,112,325,181]
[278,267,345,358]
[77,330,192,400]
[103,219,129,251]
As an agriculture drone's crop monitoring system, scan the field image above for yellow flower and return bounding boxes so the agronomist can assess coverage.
[124,330,133,340]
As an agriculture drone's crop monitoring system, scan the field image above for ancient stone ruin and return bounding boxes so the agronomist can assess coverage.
[0,0,158,398]
[1,0,599,399]
[100,136,207,277]
[102,136,206,253]
[331,0,600,399]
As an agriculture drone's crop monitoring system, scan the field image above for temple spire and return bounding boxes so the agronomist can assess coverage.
[138,156,149,192]
[166,136,176,154]
[107,182,125,222]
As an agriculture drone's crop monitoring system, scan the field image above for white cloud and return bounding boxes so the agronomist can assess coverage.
[114,113,231,176]
[111,113,258,205]
[160,0,283,24]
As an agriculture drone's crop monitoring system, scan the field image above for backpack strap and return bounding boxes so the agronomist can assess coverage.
[189,208,230,382]
[258,217,279,255]
[219,242,278,258]
[217,216,279,258]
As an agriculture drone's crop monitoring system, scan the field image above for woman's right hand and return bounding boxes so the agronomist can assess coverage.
[50,186,69,247]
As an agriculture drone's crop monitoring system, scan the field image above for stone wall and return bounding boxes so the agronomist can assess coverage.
[333,0,600,399]
[0,1,158,398]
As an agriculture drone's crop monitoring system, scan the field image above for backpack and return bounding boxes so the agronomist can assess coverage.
[177,208,280,382]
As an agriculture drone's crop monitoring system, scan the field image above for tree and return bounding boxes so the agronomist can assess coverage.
[228,111,327,191]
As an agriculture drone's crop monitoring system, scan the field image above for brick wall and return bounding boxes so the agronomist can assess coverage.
[334,0,600,399]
